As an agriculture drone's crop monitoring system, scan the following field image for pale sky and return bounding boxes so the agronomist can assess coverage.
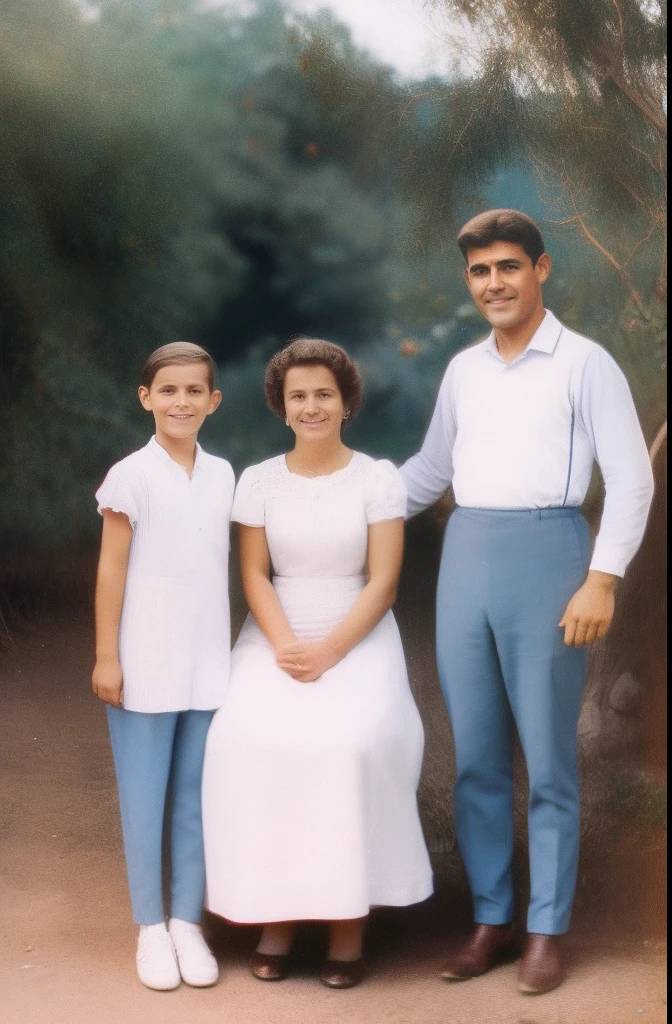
[288,0,465,78]
[80,0,471,78]
[210,0,471,79]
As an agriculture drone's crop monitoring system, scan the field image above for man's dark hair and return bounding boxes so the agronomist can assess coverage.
[457,209,545,266]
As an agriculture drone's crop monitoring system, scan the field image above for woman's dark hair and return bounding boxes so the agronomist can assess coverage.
[457,209,546,266]
[140,342,217,390]
[264,337,364,422]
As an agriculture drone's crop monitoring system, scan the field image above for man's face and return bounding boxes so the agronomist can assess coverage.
[464,241,551,335]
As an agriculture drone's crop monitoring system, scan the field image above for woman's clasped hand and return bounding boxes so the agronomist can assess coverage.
[275,637,340,682]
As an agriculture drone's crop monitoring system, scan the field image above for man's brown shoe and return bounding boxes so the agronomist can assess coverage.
[441,923,518,980]
[518,933,565,993]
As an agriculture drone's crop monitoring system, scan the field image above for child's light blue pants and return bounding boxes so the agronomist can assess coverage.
[106,707,215,925]
[436,506,590,935]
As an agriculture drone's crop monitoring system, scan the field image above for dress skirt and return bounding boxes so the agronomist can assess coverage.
[202,573,433,923]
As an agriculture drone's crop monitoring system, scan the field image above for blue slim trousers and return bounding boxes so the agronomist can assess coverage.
[436,507,590,935]
[106,707,214,925]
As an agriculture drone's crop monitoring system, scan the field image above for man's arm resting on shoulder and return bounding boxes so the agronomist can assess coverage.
[400,369,457,517]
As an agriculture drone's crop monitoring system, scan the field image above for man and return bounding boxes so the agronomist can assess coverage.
[400,209,654,993]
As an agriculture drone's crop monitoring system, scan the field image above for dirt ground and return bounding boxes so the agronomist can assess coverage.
[0,560,667,1024]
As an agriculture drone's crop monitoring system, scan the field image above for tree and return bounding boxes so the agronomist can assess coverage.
[427,0,666,309]
[0,0,468,542]
[296,0,666,429]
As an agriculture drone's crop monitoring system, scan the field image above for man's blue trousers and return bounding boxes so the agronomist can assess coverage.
[436,506,590,935]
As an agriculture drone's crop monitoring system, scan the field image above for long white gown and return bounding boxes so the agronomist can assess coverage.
[202,452,433,923]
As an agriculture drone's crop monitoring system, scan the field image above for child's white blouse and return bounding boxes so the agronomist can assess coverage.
[96,436,235,713]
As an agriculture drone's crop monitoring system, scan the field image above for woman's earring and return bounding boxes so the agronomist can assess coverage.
[285,418,289,426]
[343,411,350,421]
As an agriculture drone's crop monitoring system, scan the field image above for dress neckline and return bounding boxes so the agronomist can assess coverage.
[280,450,361,481]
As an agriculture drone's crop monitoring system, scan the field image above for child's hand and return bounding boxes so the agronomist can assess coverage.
[92,659,124,707]
[275,639,340,683]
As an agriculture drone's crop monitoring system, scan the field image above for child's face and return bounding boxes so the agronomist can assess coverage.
[138,362,221,442]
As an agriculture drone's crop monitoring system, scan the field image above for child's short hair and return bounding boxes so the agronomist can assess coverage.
[264,336,364,422]
[457,209,545,266]
[140,342,217,391]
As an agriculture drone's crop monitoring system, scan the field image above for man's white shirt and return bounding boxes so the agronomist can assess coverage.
[400,310,654,577]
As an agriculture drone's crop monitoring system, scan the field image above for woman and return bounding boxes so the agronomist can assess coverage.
[202,337,433,988]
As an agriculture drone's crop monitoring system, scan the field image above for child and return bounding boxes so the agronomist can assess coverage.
[92,342,235,990]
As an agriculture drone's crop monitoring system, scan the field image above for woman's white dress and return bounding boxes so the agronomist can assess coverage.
[202,452,433,923]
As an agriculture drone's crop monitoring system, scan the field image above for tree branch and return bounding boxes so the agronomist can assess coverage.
[610,0,625,40]
[623,217,662,268]
[566,196,649,316]
[608,72,667,137]
[649,420,667,465]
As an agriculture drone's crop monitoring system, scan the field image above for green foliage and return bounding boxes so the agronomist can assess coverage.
[296,19,520,246]
[0,0,245,542]
[0,0,424,543]
[295,2,667,430]
[0,0,665,546]
[426,0,666,303]
[0,0,244,365]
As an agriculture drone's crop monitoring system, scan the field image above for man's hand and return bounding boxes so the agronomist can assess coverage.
[559,570,617,647]
[276,639,341,683]
[92,658,124,706]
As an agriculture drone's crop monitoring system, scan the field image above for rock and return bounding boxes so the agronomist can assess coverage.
[578,698,602,741]
[608,672,642,716]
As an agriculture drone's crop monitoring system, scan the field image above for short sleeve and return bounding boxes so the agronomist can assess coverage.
[364,459,407,524]
[231,465,265,527]
[95,462,140,526]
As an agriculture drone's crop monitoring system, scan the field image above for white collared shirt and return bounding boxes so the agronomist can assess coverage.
[400,310,654,577]
[96,436,235,712]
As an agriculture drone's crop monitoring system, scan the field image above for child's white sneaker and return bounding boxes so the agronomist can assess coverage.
[168,918,219,987]
[136,923,181,990]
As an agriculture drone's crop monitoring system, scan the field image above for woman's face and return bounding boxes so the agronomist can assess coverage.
[283,364,346,445]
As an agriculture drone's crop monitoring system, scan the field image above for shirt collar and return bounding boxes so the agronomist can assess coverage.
[483,309,563,362]
[148,435,205,474]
